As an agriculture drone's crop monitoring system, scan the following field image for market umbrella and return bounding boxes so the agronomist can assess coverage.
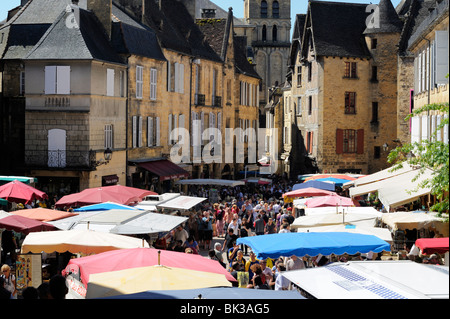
[304,174,357,182]
[86,265,232,299]
[282,187,334,199]
[291,212,381,229]
[0,214,57,234]
[314,177,352,187]
[415,237,449,255]
[11,207,78,222]
[103,287,304,299]
[296,224,393,243]
[236,232,391,259]
[292,180,335,192]
[20,229,149,255]
[55,185,155,208]
[305,193,355,208]
[73,202,143,212]
[0,180,48,204]
[62,248,236,286]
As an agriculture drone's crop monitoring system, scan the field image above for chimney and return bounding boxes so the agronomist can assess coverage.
[87,0,112,40]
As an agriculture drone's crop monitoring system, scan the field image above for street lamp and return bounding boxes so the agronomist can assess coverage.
[91,148,112,168]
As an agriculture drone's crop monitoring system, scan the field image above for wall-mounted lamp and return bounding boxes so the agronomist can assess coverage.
[382,143,389,152]
[91,148,112,168]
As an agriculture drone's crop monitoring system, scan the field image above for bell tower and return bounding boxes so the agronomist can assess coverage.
[244,0,291,105]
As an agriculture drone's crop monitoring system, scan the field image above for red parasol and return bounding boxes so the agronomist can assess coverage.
[305,193,356,208]
[62,247,236,287]
[55,185,156,208]
[304,174,357,182]
[282,187,334,199]
[0,214,57,234]
[415,237,449,255]
[0,180,48,204]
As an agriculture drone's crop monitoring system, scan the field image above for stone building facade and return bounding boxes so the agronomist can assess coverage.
[283,0,403,177]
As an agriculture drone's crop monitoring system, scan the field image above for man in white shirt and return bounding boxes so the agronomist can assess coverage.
[274,263,290,290]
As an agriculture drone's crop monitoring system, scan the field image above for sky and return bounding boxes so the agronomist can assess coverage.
[1,0,402,30]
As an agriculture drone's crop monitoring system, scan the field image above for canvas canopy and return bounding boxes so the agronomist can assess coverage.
[349,168,433,199]
[415,237,449,255]
[381,211,446,233]
[21,229,149,255]
[344,163,414,189]
[110,213,188,235]
[103,287,304,299]
[48,209,187,235]
[176,179,245,187]
[281,261,449,299]
[377,169,434,211]
[296,224,393,243]
[156,196,207,211]
[236,232,390,259]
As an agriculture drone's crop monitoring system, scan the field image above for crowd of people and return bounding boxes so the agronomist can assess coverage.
[145,180,319,291]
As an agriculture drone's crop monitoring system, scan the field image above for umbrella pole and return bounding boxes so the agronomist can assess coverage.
[158,250,161,265]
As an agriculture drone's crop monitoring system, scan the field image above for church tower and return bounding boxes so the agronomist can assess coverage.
[244,0,291,105]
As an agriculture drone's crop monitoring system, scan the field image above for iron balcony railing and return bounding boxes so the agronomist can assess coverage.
[25,150,96,169]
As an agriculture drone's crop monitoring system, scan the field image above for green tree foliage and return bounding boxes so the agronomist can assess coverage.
[387,102,449,217]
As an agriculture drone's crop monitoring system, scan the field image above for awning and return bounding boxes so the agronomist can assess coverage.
[156,196,207,211]
[377,168,434,211]
[349,168,429,198]
[176,179,245,187]
[138,160,189,181]
[110,213,188,235]
[345,163,414,189]
[281,261,449,299]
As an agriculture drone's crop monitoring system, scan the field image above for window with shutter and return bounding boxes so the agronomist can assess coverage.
[45,66,71,95]
[105,124,113,149]
[345,92,356,114]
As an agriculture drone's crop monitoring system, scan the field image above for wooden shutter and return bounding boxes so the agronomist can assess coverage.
[168,114,173,144]
[138,116,143,147]
[56,66,70,94]
[107,69,114,97]
[156,117,161,146]
[132,116,137,148]
[150,68,157,100]
[435,30,449,84]
[45,66,57,94]
[148,117,154,147]
[356,129,364,154]
[336,129,344,154]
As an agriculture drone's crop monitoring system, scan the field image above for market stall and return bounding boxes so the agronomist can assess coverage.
[281,260,449,299]
[86,265,232,299]
[62,248,236,299]
[236,232,391,259]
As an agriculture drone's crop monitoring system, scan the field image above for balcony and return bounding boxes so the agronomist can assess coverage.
[194,94,206,106]
[25,150,96,170]
[213,96,222,107]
